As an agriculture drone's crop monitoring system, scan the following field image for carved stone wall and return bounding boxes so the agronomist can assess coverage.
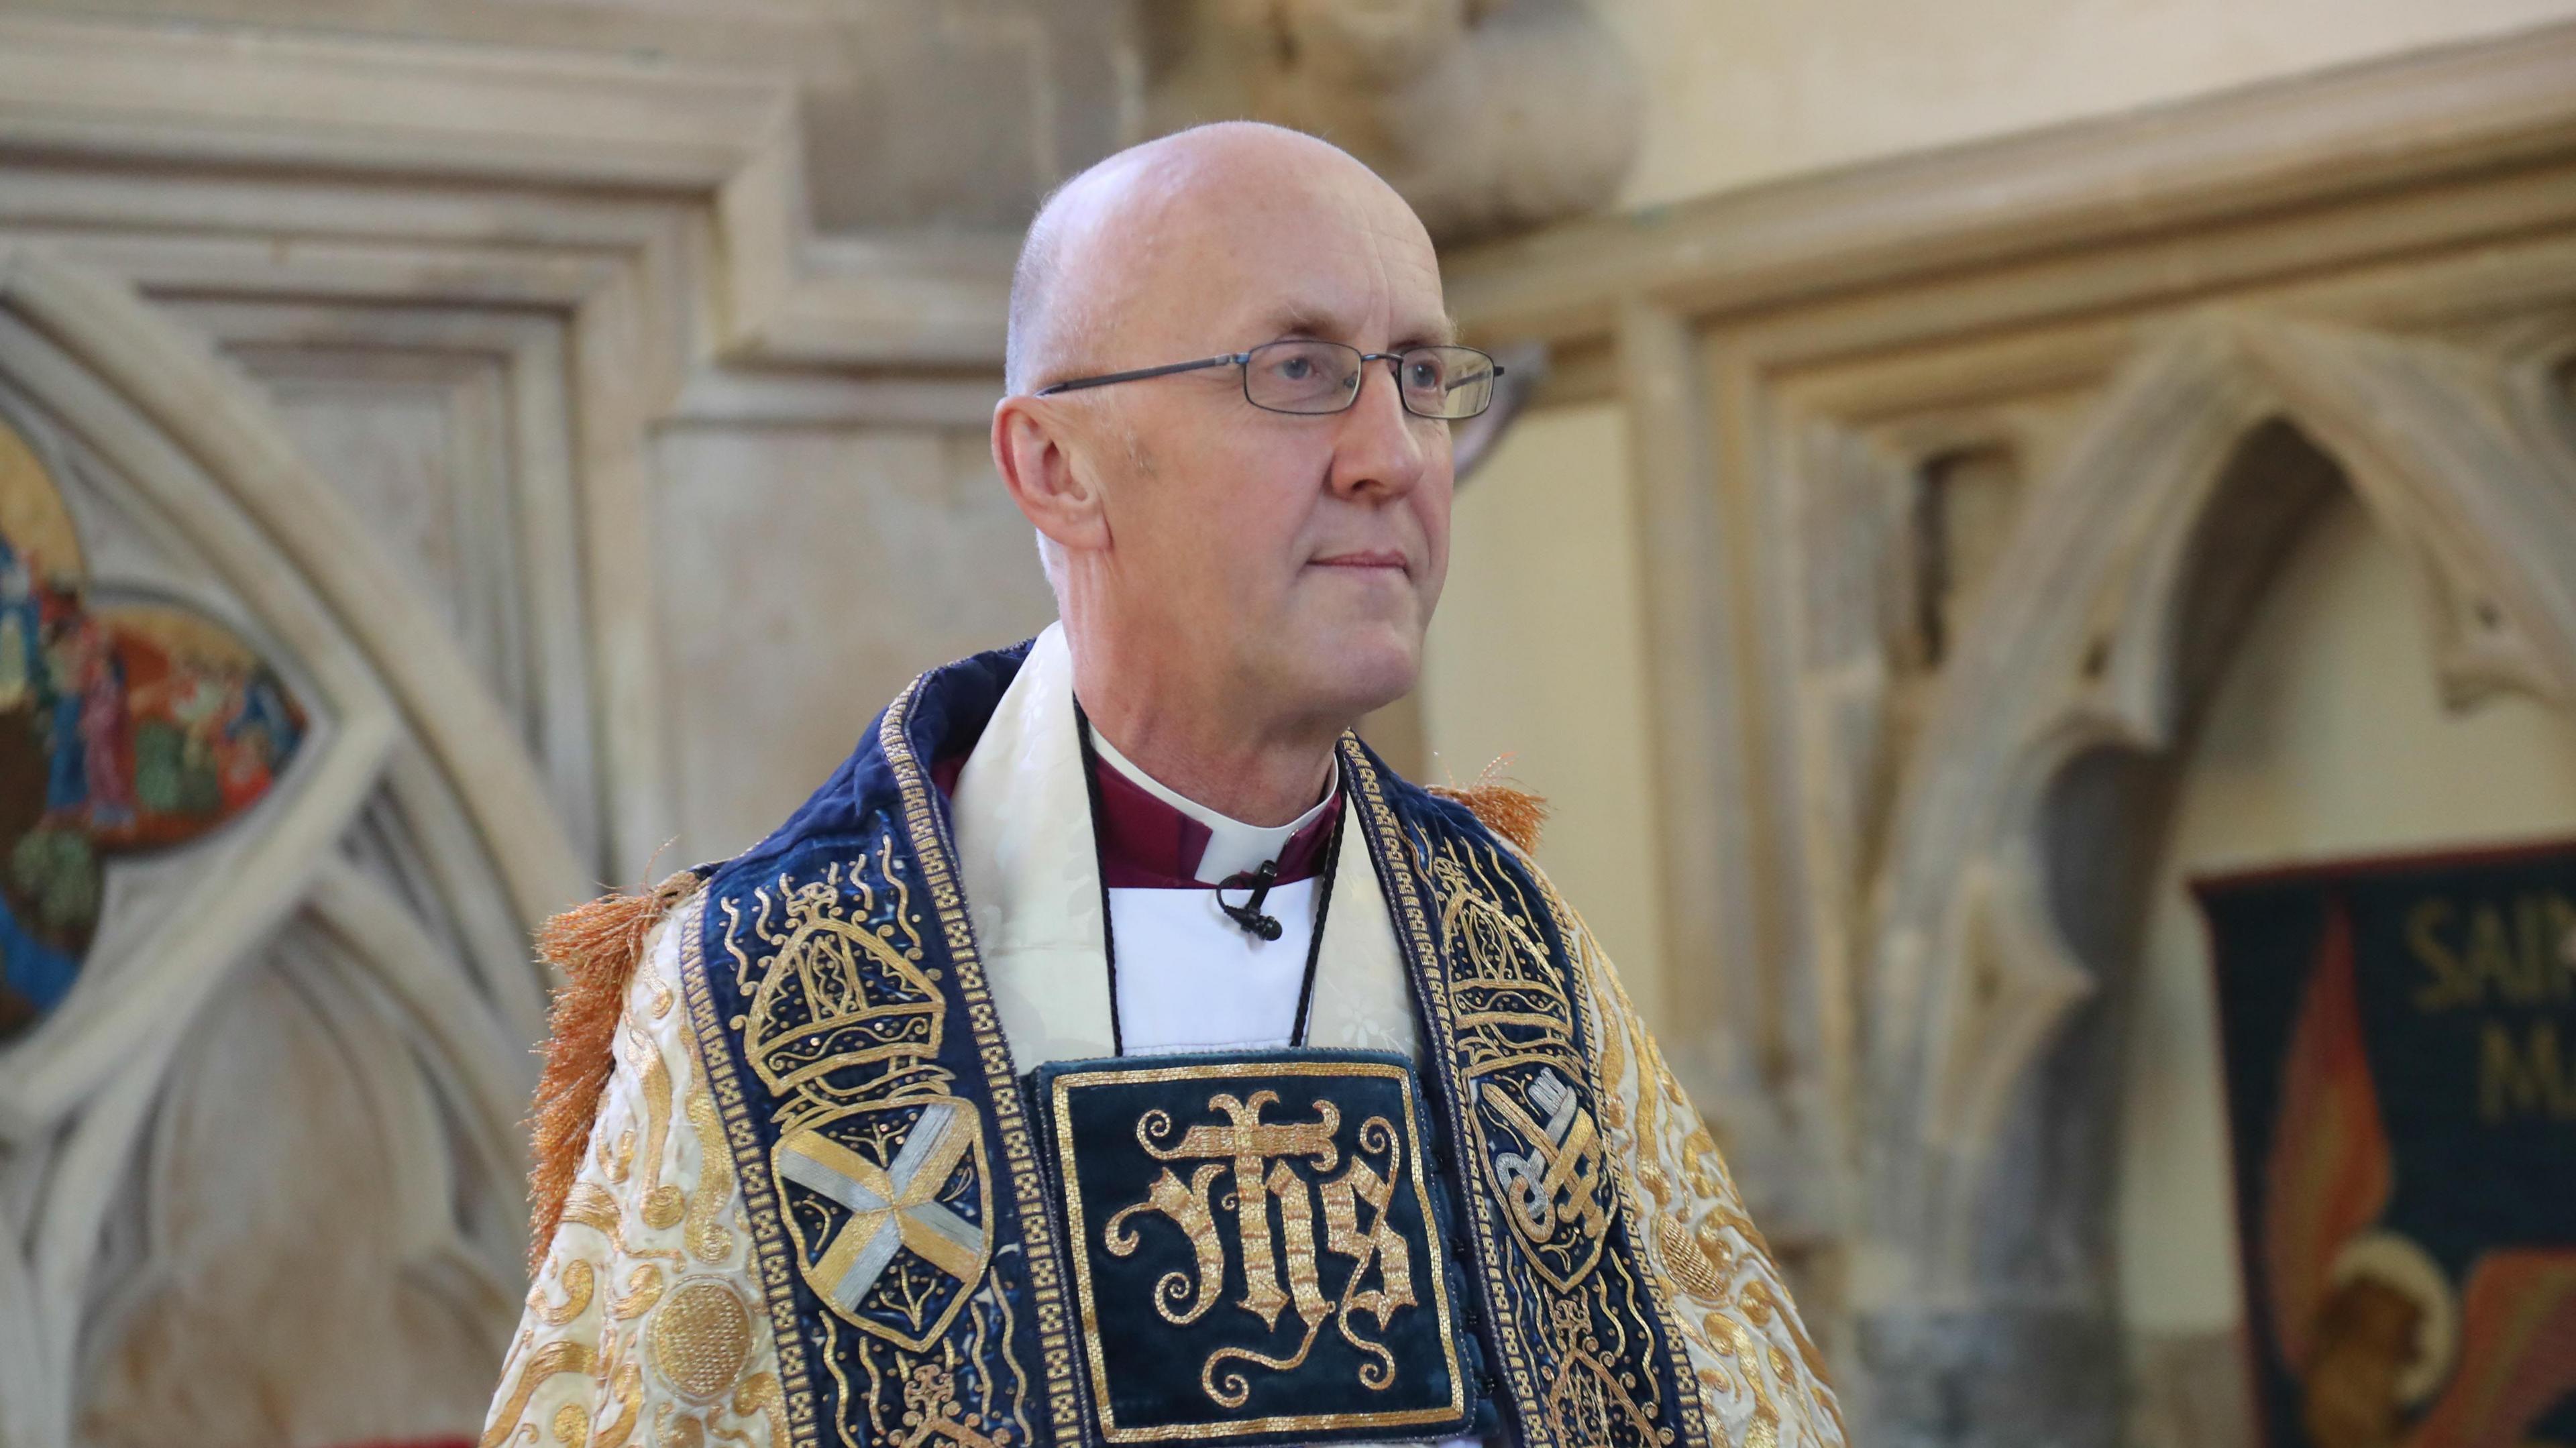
[0,253,584,1447]
[0,17,1081,1446]
[1443,25,2576,1445]
[0,0,1134,235]
[1144,0,1644,244]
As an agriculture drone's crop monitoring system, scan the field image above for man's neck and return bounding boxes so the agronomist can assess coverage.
[1068,636,1341,829]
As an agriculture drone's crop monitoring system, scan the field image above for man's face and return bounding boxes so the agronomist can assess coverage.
[1078,160,1455,727]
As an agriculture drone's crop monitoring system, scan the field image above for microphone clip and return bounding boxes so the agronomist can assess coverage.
[1216,860,1285,941]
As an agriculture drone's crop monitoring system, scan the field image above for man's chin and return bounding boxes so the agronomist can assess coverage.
[1289,624,1421,723]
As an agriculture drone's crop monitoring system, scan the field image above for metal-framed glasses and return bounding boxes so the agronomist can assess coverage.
[1034,339,1504,420]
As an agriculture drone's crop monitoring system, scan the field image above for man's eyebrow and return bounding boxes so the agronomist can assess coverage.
[1407,315,1462,347]
[1255,308,1461,347]
[1257,305,1344,341]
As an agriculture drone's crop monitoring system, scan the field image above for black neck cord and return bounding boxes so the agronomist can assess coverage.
[1073,696,1341,1056]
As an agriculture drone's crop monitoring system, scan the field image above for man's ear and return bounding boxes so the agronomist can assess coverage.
[992,394,1110,558]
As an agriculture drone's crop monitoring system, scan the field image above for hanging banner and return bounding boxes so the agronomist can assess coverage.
[2200,840,2576,1448]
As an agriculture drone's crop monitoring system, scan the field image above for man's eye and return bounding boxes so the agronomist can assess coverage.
[1405,360,1443,390]
[1277,356,1313,382]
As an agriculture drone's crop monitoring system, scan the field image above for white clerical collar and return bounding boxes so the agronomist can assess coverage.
[950,621,1417,1066]
[1085,724,1335,885]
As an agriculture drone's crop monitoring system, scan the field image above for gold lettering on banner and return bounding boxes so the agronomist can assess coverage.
[1102,1091,1418,1408]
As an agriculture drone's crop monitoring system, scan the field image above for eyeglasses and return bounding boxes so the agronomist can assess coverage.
[1034,339,1504,420]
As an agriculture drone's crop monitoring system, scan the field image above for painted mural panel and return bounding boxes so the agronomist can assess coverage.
[2203,842,2576,1448]
[0,414,301,1038]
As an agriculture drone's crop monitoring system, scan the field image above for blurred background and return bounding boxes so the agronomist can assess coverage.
[0,1,2572,1445]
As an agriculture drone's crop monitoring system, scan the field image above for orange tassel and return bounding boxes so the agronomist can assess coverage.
[1430,757,1549,854]
[523,869,700,1274]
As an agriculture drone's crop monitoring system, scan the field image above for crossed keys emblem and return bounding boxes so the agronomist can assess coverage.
[1477,1067,1610,1286]
[776,1096,992,1351]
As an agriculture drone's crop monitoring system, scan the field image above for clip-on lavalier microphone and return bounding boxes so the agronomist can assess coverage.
[1216,859,1285,940]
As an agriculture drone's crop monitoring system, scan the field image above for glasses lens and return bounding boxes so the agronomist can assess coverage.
[1244,340,1363,414]
[1400,346,1497,420]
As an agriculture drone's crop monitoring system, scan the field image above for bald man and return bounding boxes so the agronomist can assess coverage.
[485,124,1842,1448]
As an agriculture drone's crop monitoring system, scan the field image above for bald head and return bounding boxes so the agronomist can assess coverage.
[989,121,1457,809]
[1005,123,1439,396]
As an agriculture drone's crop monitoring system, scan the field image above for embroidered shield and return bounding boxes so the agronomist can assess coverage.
[1470,1062,1611,1292]
[775,1094,992,1352]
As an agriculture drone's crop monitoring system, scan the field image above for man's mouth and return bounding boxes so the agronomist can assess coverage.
[1308,549,1409,572]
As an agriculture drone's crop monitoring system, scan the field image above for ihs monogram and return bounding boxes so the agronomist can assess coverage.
[1104,1088,1418,1408]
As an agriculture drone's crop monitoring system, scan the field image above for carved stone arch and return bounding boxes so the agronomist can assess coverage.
[1862,311,2576,1299]
[0,247,588,1445]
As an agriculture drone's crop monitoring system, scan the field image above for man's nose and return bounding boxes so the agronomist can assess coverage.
[1325,359,1429,500]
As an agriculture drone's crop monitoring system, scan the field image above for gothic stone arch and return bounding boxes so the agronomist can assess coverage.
[0,247,588,1448]
[1849,311,2576,1420]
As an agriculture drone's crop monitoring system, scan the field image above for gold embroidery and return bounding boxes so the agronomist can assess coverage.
[1484,1068,1611,1250]
[552,1402,592,1447]
[594,1360,645,1448]
[597,1118,634,1185]
[729,1372,788,1447]
[621,1007,686,1231]
[896,1361,1006,1448]
[1051,1058,1464,1442]
[1346,738,1712,1448]
[1103,1163,1226,1325]
[1540,1298,1662,1443]
[1658,1214,1725,1302]
[692,797,1040,1446]
[1322,1115,1417,1337]
[481,1341,594,1448]
[1716,1318,1781,1448]
[531,1259,598,1327]
[562,1180,683,1262]
[879,677,1080,1445]
[739,862,943,1099]
[680,1035,737,1265]
[1554,870,1841,1444]
[653,1405,705,1448]
[681,900,826,1448]
[1133,1091,1337,1335]
[563,1182,623,1239]
[708,838,999,1415]
[648,1279,755,1403]
[609,1264,666,1321]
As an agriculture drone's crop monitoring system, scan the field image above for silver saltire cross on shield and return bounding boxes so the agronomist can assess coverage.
[777,1099,985,1311]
